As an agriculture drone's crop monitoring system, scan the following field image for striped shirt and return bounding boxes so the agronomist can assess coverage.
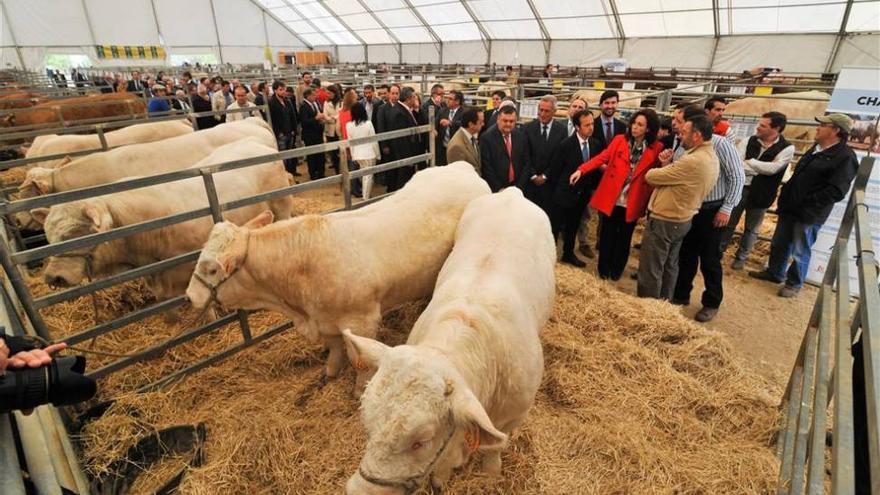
[673,134,744,214]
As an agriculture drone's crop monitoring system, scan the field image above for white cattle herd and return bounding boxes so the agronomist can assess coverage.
[13,115,556,492]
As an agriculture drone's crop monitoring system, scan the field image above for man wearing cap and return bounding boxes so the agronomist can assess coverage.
[750,113,859,298]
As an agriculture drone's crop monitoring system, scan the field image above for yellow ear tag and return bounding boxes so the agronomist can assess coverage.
[353,359,368,371]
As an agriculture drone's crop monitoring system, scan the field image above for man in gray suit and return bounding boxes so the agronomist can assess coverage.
[446,107,484,173]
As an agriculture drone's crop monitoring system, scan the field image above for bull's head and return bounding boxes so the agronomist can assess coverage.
[342,330,507,495]
[36,201,114,288]
[186,210,273,310]
[15,166,59,230]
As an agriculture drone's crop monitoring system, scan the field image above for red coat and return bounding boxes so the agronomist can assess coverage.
[714,120,730,136]
[577,134,664,223]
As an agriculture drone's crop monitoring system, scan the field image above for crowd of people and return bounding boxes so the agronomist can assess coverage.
[88,69,860,323]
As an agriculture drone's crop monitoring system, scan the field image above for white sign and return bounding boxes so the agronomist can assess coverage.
[622,82,636,90]
[411,75,423,81]
[519,100,539,120]
[806,66,880,293]
[369,69,376,75]
[426,75,436,81]
[600,58,628,73]
[729,85,747,95]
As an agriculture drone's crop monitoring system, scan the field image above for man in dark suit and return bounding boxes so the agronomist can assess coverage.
[548,110,600,267]
[386,86,424,192]
[360,84,384,125]
[375,84,401,187]
[268,80,300,176]
[480,105,530,193]
[523,94,568,215]
[482,90,506,135]
[420,83,445,123]
[593,90,626,153]
[125,70,146,95]
[298,88,326,180]
[435,90,464,166]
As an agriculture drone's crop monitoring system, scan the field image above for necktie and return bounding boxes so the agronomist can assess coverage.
[312,101,319,113]
[606,120,612,140]
[568,121,574,136]
[504,134,514,184]
[582,139,590,161]
[471,136,478,152]
[542,124,548,141]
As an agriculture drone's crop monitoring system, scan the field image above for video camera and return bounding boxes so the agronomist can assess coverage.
[0,332,96,414]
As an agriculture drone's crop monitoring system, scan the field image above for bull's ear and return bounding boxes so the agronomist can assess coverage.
[243,210,274,230]
[82,202,113,232]
[29,208,50,226]
[451,385,508,452]
[342,329,389,373]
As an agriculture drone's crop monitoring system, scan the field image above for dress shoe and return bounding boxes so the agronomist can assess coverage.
[578,244,596,259]
[561,254,586,268]
[670,298,689,306]
[695,307,719,322]
[731,259,745,270]
[292,171,303,176]
[778,286,800,298]
[748,270,783,283]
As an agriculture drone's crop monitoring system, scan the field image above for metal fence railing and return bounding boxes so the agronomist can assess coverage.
[775,155,879,494]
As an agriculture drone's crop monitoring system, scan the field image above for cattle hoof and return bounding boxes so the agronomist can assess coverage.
[482,452,502,475]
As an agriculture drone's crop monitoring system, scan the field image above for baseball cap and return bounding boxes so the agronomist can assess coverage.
[815,113,853,133]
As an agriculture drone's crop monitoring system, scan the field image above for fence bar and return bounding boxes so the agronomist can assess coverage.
[237,311,252,341]
[832,236,855,494]
[779,366,805,469]
[137,320,293,393]
[62,296,186,347]
[87,313,237,380]
[33,251,200,309]
[200,169,224,223]
[806,285,833,493]
[854,187,880,494]
[789,321,820,495]
[340,142,352,211]
[0,240,50,339]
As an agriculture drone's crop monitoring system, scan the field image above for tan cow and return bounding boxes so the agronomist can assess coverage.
[343,187,555,494]
[724,90,829,151]
[24,120,194,169]
[1,92,146,128]
[15,117,274,230]
[33,139,294,303]
[571,89,643,109]
[186,162,491,390]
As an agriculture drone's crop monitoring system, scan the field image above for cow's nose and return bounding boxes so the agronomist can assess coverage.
[45,274,70,288]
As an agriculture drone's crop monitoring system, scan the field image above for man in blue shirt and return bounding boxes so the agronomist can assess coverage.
[147,85,171,114]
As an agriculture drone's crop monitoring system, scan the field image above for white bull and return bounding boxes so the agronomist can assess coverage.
[185,162,491,390]
[33,139,294,303]
[724,90,829,151]
[24,119,194,169]
[16,117,274,229]
[343,187,555,494]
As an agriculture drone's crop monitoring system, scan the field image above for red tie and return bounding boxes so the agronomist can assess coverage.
[504,134,514,183]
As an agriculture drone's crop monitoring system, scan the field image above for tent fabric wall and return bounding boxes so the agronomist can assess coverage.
[5,0,93,46]
[266,15,304,49]
[442,41,487,65]
[402,43,439,65]
[491,41,546,66]
[711,34,837,73]
[338,45,366,63]
[84,0,161,46]
[213,0,265,47]
[368,44,398,64]
[154,0,218,47]
[832,34,880,72]
[622,37,714,70]
[549,40,619,67]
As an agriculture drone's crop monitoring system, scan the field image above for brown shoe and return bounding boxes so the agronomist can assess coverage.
[778,286,800,298]
[695,307,719,322]
[578,244,596,259]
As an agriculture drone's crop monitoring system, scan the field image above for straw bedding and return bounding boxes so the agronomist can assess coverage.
[18,184,780,494]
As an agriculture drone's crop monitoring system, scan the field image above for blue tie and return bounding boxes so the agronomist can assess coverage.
[581,140,590,161]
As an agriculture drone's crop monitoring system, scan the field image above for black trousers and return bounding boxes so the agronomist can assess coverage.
[597,206,637,280]
[326,134,340,173]
[551,192,590,257]
[673,201,725,308]
[303,134,325,180]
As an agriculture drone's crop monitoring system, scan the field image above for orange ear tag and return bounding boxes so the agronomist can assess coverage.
[354,358,368,371]
[465,429,481,452]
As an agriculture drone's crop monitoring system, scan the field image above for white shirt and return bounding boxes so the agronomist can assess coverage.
[225,100,260,122]
[346,120,380,161]
[737,135,796,186]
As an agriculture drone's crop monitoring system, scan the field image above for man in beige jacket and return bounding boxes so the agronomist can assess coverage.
[638,115,720,300]
[446,107,484,172]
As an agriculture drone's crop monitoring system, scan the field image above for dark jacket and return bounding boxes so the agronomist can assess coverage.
[482,108,499,135]
[745,134,793,209]
[268,94,298,136]
[777,141,859,225]
[435,106,463,165]
[593,115,627,153]
[126,79,146,95]
[480,126,531,193]
[523,118,568,210]
[549,134,601,208]
[375,101,398,155]
[298,99,324,142]
[192,95,217,130]
[388,103,424,161]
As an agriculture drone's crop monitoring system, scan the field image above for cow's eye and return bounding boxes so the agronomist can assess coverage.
[208,268,218,276]
[411,441,424,451]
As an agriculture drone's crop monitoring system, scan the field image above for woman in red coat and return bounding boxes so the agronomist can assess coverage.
[569,109,663,280]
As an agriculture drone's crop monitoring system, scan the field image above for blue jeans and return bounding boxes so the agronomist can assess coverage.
[766,214,821,289]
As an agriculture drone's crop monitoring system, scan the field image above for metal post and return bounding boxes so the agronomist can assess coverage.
[806,285,833,493]
[832,236,855,493]
[208,0,225,65]
[788,322,819,495]
[428,105,436,167]
[96,124,108,151]
[199,169,224,223]
[340,143,352,210]
[0,240,51,340]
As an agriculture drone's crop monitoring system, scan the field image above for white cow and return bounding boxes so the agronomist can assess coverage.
[185,162,491,390]
[343,187,555,494]
[24,119,194,169]
[16,117,275,229]
[33,139,294,303]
